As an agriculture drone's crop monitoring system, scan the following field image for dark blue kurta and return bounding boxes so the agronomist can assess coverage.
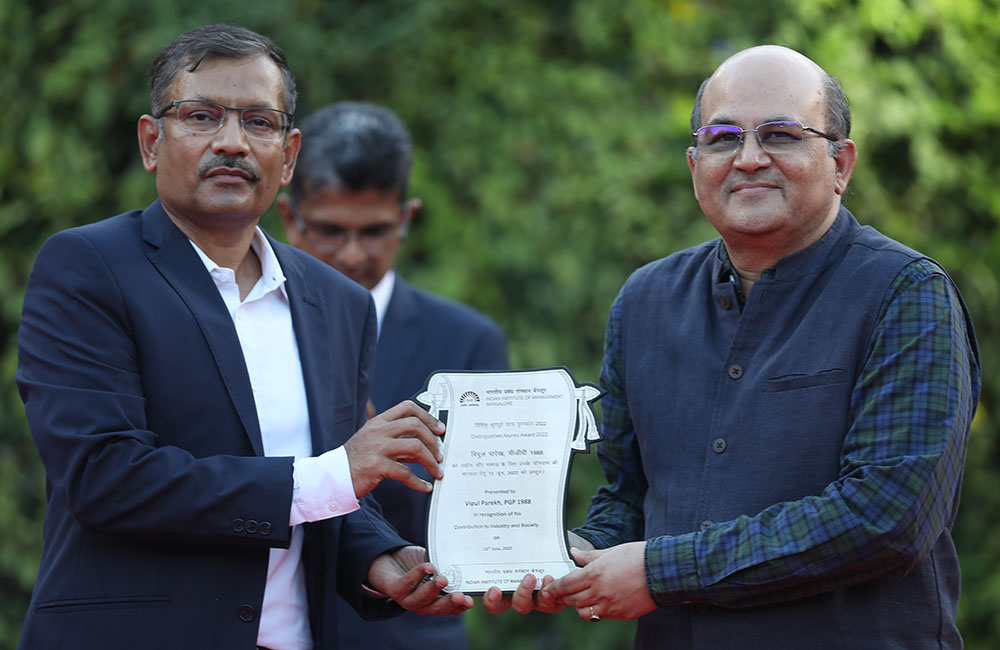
[577,208,980,649]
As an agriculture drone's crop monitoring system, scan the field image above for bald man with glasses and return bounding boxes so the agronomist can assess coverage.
[486,45,980,650]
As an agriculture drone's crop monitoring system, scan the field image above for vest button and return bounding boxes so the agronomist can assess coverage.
[237,604,256,622]
[712,438,727,454]
[700,520,714,531]
[719,295,732,310]
[728,364,744,379]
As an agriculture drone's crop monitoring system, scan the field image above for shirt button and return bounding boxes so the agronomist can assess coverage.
[719,296,732,310]
[712,438,727,454]
[700,520,714,532]
[328,502,340,513]
[728,364,744,380]
[237,604,256,622]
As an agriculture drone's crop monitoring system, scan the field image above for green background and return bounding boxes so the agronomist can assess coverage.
[2,0,998,647]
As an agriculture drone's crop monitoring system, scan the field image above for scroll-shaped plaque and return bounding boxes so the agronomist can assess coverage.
[415,367,602,594]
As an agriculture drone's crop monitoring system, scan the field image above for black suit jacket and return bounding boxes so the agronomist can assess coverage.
[16,200,406,650]
[337,278,508,650]
[370,278,509,545]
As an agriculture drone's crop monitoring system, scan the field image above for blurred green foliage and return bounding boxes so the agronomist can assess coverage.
[2,0,998,647]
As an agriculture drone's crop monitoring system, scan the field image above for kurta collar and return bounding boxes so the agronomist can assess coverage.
[712,206,855,285]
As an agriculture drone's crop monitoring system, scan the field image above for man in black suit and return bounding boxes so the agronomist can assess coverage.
[280,101,508,650]
[16,25,471,650]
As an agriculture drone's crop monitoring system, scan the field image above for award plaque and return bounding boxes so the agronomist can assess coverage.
[415,367,602,594]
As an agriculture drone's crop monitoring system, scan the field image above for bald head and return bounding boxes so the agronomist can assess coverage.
[715,45,825,82]
[691,46,850,142]
[684,44,858,273]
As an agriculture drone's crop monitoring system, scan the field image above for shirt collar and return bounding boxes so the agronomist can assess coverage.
[189,227,288,300]
[714,242,776,286]
[369,269,396,335]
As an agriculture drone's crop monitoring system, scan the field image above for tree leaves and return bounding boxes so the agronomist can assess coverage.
[2,1,999,647]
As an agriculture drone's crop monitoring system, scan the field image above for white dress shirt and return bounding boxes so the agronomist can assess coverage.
[368,269,395,337]
[191,229,361,650]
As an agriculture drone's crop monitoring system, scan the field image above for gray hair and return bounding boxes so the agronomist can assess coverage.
[291,102,413,203]
[149,24,297,118]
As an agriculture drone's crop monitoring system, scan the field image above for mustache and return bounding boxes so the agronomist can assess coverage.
[724,174,780,190]
[198,155,260,182]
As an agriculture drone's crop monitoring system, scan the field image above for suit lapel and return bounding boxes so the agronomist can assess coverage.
[272,238,340,454]
[140,201,265,455]
[373,278,421,409]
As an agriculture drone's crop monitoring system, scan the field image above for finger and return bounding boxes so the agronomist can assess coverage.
[453,592,475,611]
[403,576,476,616]
[510,574,538,614]
[482,586,512,614]
[379,438,442,481]
[575,605,602,622]
[570,546,602,566]
[398,563,437,596]
[401,399,447,434]
[535,575,563,612]
[381,559,438,605]
[545,569,591,599]
[395,570,449,609]
[424,590,474,615]
[370,415,444,464]
[416,574,452,604]
[560,591,594,608]
[393,415,446,461]
[379,400,446,435]
[376,466,432,493]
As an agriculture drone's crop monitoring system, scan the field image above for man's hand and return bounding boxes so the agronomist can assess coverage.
[481,573,564,615]
[344,400,445,498]
[542,541,657,621]
[367,546,474,615]
[481,531,595,615]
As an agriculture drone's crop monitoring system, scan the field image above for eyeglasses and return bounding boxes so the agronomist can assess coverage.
[691,121,836,156]
[293,211,405,255]
[156,99,293,141]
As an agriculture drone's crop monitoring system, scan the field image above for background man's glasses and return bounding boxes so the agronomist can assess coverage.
[156,100,292,141]
[692,121,836,156]
[293,211,404,255]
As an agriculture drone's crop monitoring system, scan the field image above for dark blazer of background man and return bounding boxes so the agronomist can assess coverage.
[280,101,508,650]
[16,25,471,650]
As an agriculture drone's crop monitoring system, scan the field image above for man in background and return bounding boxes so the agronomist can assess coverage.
[281,101,508,649]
